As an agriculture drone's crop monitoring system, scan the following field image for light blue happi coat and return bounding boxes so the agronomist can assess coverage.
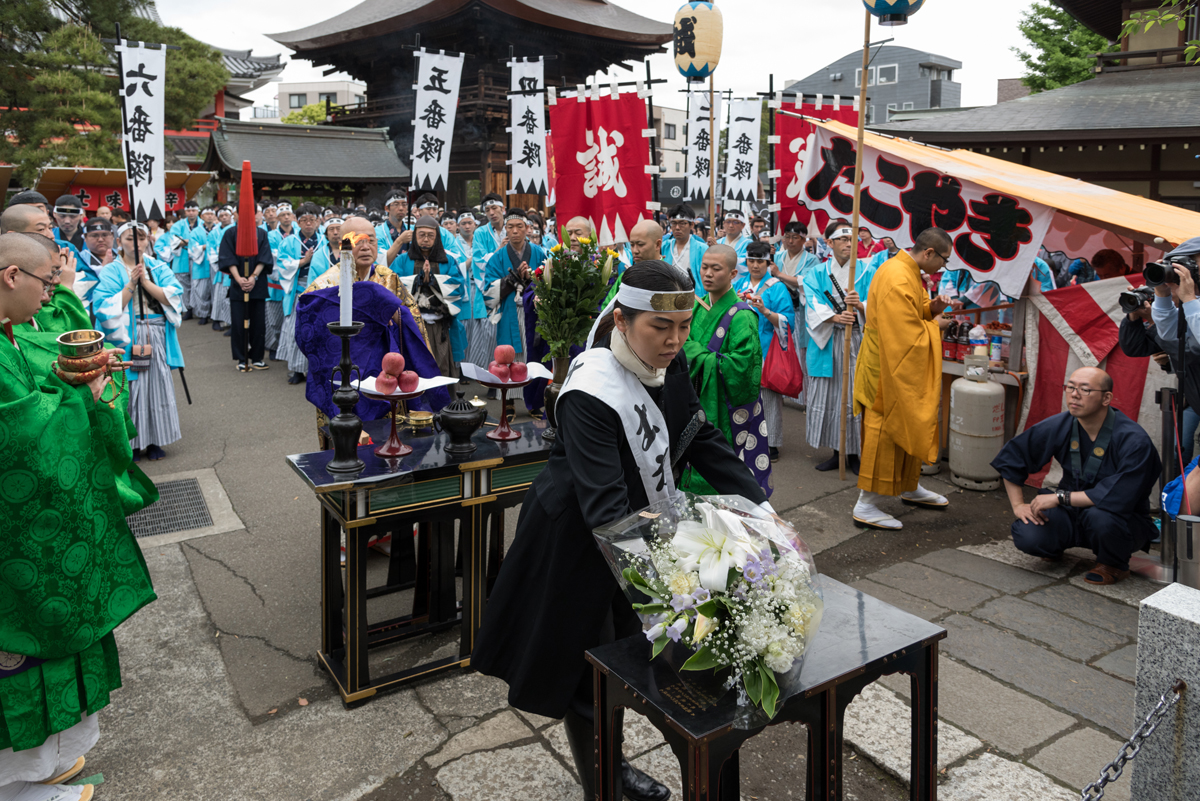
[92,255,186,381]
[483,243,546,353]
[733,273,796,359]
[661,234,708,295]
[802,258,875,379]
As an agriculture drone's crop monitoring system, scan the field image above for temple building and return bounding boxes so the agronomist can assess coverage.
[269,0,672,207]
[871,0,1199,211]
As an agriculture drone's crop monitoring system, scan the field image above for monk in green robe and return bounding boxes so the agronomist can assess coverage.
[0,233,157,798]
[680,244,766,495]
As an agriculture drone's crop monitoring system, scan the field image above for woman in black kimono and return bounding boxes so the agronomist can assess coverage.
[472,260,769,801]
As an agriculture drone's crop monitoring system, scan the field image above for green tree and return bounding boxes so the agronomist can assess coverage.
[1012,2,1117,93]
[10,25,123,184]
[282,103,330,125]
[121,17,229,131]
[0,0,228,182]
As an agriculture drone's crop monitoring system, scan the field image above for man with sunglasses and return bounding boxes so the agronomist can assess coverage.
[852,228,959,530]
[51,194,86,253]
[992,366,1160,585]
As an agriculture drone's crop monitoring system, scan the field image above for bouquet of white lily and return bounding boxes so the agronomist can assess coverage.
[594,494,823,719]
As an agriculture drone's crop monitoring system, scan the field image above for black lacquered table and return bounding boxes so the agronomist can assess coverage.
[586,578,946,801]
[288,419,551,705]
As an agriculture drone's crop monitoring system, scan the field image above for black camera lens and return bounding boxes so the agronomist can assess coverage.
[1143,261,1174,286]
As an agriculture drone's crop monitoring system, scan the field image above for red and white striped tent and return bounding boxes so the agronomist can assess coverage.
[1018,276,1178,487]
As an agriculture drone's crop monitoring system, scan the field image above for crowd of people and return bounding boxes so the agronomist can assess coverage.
[1,175,1178,800]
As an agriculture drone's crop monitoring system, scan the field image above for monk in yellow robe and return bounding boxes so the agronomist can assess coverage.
[851,227,958,530]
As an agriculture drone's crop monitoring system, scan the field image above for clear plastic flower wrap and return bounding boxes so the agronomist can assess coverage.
[594,493,823,720]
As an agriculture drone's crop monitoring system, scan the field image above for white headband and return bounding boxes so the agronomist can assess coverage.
[385,197,405,207]
[829,226,853,240]
[276,203,292,212]
[483,199,505,209]
[670,211,693,222]
[724,212,745,221]
[505,213,527,223]
[116,221,149,238]
[325,217,345,226]
[457,212,475,223]
[586,284,695,349]
[417,202,439,210]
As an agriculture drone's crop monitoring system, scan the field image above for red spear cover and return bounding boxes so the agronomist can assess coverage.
[235,160,257,257]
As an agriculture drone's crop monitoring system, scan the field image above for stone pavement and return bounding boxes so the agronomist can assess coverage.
[84,322,1166,800]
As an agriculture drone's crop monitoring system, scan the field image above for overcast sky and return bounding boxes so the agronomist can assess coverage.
[157,0,1039,111]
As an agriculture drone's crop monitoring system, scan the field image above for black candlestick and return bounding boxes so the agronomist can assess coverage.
[326,320,365,474]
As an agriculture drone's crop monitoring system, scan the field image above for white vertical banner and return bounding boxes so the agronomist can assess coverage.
[509,58,547,196]
[685,82,720,202]
[411,49,464,192]
[114,41,166,222]
[723,99,762,202]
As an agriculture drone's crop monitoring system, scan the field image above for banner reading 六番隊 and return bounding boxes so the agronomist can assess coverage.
[115,40,166,223]
[549,91,653,247]
[797,123,1055,299]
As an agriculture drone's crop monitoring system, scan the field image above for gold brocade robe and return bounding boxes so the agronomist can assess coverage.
[304,262,431,348]
[853,250,942,467]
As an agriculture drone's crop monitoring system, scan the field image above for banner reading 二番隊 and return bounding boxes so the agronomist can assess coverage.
[797,123,1055,299]
[685,83,720,202]
[549,91,653,246]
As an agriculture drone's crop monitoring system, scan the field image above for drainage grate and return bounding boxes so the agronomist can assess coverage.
[126,478,214,538]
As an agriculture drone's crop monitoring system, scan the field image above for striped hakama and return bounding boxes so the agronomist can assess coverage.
[174,273,191,309]
[805,324,862,454]
[276,312,308,374]
[761,388,784,447]
[129,317,182,451]
[265,299,284,352]
[189,275,212,319]
[212,281,231,325]
[464,318,496,369]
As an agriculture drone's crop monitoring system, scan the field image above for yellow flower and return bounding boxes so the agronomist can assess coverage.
[551,243,564,253]
[579,236,592,245]
[693,613,719,642]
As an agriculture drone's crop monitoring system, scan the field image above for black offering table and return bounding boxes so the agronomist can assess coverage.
[586,578,946,801]
[288,419,551,705]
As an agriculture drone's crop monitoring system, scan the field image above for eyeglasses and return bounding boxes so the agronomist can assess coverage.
[17,266,58,289]
[1063,384,1108,397]
[933,249,952,264]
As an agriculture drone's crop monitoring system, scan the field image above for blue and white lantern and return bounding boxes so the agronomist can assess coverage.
[863,0,925,26]
[674,1,723,80]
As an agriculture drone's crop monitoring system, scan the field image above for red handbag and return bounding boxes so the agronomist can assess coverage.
[761,321,803,397]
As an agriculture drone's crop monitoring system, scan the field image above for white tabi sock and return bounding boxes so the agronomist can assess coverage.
[853,490,903,530]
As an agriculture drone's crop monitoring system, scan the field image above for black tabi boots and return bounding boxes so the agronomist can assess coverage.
[563,708,671,801]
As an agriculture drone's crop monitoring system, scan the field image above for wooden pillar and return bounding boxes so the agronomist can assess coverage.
[1150,143,1162,201]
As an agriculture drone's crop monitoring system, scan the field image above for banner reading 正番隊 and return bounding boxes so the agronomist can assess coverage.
[723,99,761,202]
[115,41,166,223]
[797,123,1055,299]
[411,49,464,192]
[549,91,653,247]
[509,58,547,196]
[685,83,720,202]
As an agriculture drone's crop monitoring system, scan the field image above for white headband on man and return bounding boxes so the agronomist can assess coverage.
[505,212,527,223]
[586,283,695,349]
[724,211,745,221]
[458,212,475,223]
[276,202,293,213]
[325,217,345,226]
[482,199,505,209]
[829,226,853,240]
[669,211,693,222]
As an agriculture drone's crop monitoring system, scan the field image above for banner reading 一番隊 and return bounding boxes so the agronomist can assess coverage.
[549,91,653,247]
[723,99,761,202]
[797,123,1055,299]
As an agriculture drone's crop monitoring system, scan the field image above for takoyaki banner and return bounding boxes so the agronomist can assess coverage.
[796,119,1055,300]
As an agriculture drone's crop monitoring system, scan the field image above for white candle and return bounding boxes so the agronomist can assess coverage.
[338,247,353,326]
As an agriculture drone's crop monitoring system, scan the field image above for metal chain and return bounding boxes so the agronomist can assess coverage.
[1080,679,1186,800]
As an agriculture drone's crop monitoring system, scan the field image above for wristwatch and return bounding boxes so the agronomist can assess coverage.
[1056,488,1071,507]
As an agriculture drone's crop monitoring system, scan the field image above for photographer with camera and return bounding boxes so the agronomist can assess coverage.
[1120,281,1200,464]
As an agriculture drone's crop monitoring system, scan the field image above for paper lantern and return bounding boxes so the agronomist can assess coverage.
[863,0,925,26]
[674,1,723,80]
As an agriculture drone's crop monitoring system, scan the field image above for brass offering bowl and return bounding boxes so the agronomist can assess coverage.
[406,410,435,431]
[56,330,105,359]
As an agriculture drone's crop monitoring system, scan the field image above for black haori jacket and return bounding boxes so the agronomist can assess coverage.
[471,341,766,718]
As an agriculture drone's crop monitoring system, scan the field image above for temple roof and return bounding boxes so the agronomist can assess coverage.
[1052,0,1122,41]
[200,119,409,183]
[871,67,1200,143]
[269,0,673,52]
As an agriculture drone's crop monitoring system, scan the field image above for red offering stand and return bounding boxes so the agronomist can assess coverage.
[473,378,532,441]
[358,387,424,457]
